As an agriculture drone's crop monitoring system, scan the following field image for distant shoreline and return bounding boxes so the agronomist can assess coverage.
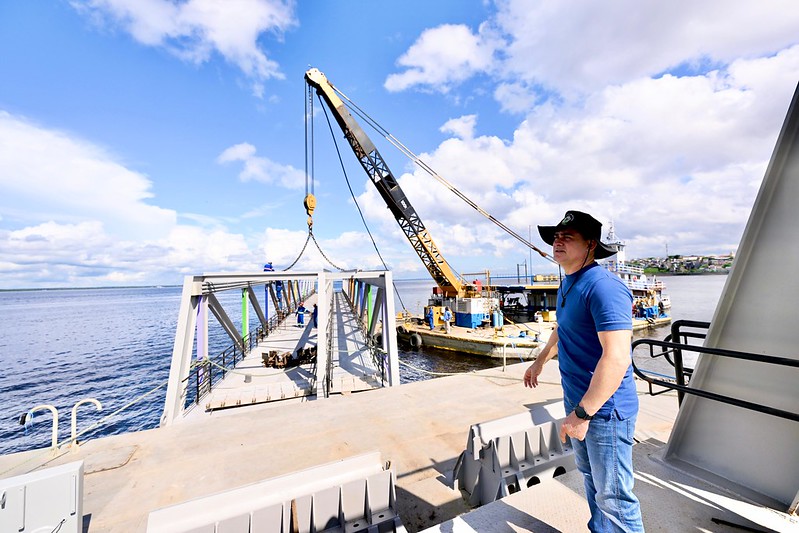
[1,271,730,292]
[0,285,181,293]
[652,271,730,277]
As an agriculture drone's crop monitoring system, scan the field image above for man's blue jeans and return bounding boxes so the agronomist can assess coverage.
[568,401,644,532]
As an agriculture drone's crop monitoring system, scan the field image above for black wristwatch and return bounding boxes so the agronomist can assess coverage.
[574,404,593,420]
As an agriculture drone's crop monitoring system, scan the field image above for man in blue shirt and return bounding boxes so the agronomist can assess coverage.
[442,307,453,334]
[524,210,643,533]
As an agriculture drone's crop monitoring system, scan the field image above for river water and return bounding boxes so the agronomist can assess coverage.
[0,275,727,455]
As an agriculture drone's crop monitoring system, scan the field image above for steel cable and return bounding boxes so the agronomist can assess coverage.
[309,230,345,271]
[281,231,312,271]
[330,84,555,263]
[316,94,409,310]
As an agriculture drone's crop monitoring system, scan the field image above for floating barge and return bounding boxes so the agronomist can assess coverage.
[401,269,669,359]
[396,317,553,360]
[489,277,672,333]
[489,225,673,335]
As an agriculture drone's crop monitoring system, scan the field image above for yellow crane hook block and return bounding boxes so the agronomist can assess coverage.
[304,193,316,228]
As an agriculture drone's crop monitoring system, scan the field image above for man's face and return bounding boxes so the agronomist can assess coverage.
[552,229,592,271]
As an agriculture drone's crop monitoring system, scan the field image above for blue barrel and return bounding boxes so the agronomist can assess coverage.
[492,310,504,328]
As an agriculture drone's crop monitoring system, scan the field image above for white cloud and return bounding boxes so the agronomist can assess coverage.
[70,0,296,95]
[217,142,305,189]
[385,23,501,93]
[7,221,110,257]
[159,225,254,268]
[385,1,799,109]
[259,228,387,272]
[0,113,280,288]
[373,4,799,273]
[6,2,799,289]
[0,112,176,240]
[0,112,378,288]
[0,219,264,287]
[440,114,477,140]
[495,0,799,96]
[365,48,799,270]
[493,82,540,114]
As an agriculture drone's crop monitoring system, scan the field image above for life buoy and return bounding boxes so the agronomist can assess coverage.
[409,333,422,348]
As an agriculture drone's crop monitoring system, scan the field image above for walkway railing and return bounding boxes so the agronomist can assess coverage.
[632,319,799,422]
[163,270,397,425]
[325,294,336,398]
[184,327,260,407]
[183,301,311,408]
[342,290,386,386]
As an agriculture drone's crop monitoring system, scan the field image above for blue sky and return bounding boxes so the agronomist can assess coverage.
[2,1,799,289]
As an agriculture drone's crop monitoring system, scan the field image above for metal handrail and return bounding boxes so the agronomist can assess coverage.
[181,285,318,408]
[632,320,799,422]
[341,288,386,386]
[364,336,386,386]
[186,321,275,406]
[640,320,710,384]
[325,294,336,397]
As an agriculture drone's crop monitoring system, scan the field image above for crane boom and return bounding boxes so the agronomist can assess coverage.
[305,68,464,297]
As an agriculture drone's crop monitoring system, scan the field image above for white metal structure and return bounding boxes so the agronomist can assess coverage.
[665,83,799,513]
[161,269,400,426]
[453,411,575,506]
[0,460,84,533]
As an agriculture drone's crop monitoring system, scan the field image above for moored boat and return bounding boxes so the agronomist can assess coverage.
[395,313,553,360]
[601,222,671,327]
[490,224,672,331]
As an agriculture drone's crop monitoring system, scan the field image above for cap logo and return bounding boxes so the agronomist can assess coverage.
[561,213,574,225]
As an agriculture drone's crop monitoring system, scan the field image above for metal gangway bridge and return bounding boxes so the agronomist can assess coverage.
[160,269,400,426]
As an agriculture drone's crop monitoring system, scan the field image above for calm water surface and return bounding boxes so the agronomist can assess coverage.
[0,275,727,455]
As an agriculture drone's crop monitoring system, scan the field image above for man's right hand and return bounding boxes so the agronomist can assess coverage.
[524,359,544,388]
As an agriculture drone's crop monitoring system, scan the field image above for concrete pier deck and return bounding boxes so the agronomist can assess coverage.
[2,360,794,532]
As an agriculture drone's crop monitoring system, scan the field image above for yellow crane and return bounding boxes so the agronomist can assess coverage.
[305,67,551,299]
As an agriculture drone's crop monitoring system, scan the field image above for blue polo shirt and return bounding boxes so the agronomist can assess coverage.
[556,262,638,419]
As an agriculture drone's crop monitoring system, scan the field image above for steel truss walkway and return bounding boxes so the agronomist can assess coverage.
[161,269,400,426]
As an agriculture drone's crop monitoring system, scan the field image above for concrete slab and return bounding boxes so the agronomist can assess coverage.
[426,439,799,533]
[0,361,792,532]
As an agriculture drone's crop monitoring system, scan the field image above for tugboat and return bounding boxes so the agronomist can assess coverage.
[601,222,671,328]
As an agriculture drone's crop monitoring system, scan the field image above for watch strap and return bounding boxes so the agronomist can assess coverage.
[575,404,593,420]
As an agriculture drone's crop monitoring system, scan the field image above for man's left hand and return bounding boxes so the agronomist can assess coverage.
[560,411,590,443]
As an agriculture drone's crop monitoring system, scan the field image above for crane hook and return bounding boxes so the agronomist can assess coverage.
[304,193,317,229]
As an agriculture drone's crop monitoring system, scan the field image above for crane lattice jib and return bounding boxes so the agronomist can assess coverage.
[305,68,463,297]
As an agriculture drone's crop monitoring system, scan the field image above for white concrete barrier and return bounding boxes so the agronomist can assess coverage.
[147,451,406,533]
[0,460,84,533]
[453,411,575,506]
